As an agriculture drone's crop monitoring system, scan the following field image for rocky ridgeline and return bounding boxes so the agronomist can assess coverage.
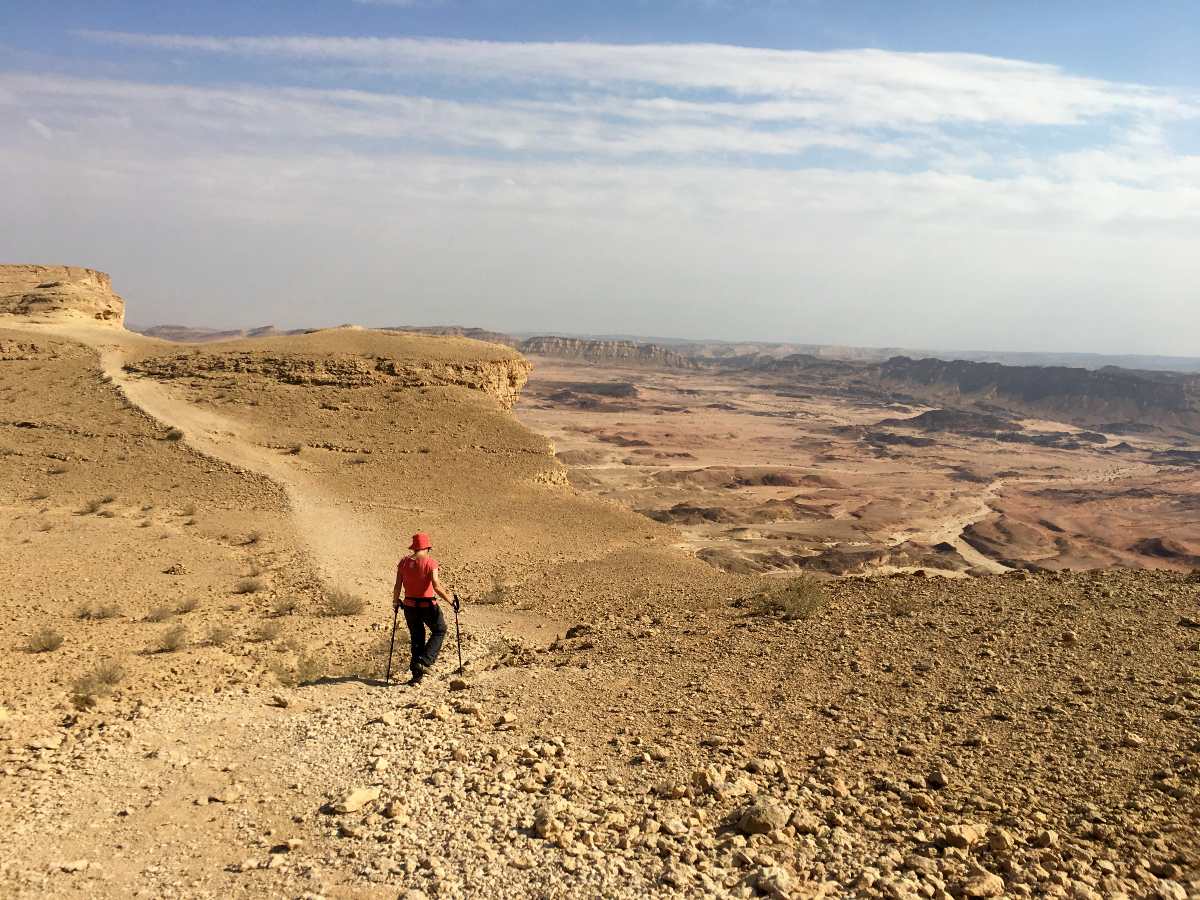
[879,356,1200,433]
[0,264,125,326]
[519,336,699,370]
[125,351,532,409]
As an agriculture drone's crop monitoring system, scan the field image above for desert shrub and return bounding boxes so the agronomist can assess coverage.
[164,427,184,442]
[207,624,235,646]
[270,651,327,687]
[79,498,105,515]
[476,575,508,606]
[97,508,117,518]
[180,503,196,517]
[250,620,283,643]
[886,592,920,618]
[244,530,264,546]
[145,606,174,623]
[70,659,125,709]
[287,443,303,455]
[323,589,365,617]
[750,574,827,622]
[174,597,200,615]
[27,627,64,653]
[349,456,368,465]
[270,597,298,618]
[155,624,189,653]
[296,652,326,683]
[234,577,266,595]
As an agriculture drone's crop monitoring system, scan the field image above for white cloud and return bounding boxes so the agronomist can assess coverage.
[3,34,1199,352]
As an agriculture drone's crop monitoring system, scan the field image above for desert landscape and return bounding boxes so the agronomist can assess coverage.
[517,348,1200,579]
[0,264,1197,900]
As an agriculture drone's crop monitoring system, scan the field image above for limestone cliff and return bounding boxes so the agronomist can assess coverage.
[519,336,698,369]
[127,349,532,410]
[0,265,125,326]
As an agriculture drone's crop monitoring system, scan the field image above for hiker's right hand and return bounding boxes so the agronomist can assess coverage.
[452,594,461,612]
[392,597,401,612]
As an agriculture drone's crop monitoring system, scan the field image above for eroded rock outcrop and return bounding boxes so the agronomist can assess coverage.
[0,265,125,326]
[126,350,532,409]
[519,336,698,369]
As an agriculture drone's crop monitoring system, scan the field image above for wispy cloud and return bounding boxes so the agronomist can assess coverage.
[78,30,1192,128]
[3,32,1199,349]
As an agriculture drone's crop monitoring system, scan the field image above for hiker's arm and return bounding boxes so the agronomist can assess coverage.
[432,569,452,604]
[392,564,403,607]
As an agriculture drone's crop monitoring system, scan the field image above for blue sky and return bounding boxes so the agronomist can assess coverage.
[2,1,1199,353]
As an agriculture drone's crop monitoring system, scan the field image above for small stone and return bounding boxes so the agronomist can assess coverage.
[269,694,289,708]
[58,860,89,874]
[1031,828,1059,848]
[988,827,1015,855]
[735,801,791,835]
[28,734,64,751]
[943,823,986,849]
[1120,731,1145,749]
[448,678,468,691]
[330,786,381,814]
[1061,631,1079,645]
[754,866,793,899]
[961,871,1005,897]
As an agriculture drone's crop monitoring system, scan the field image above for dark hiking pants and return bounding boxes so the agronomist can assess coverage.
[403,604,447,674]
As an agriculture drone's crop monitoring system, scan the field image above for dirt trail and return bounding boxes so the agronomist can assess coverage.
[9,321,532,646]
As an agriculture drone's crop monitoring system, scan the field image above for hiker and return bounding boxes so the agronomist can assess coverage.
[393,532,455,685]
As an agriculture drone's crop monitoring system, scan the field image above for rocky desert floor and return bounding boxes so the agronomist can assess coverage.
[1,320,1198,900]
[517,358,1200,578]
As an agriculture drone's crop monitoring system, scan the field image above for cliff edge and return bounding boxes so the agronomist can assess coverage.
[0,264,125,326]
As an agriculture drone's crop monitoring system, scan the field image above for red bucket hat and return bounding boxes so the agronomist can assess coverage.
[409,532,432,551]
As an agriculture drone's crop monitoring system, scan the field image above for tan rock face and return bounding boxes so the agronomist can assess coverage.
[0,264,125,326]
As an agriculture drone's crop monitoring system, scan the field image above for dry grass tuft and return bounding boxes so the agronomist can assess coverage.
[207,623,235,646]
[174,597,200,615]
[164,427,185,442]
[145,605,174,623]
[750,574,827,622]
[244,530,264,546]
[250,620,284,643]
[155,624,189,653]
[27,627,65,653]
[270,597,298,618]
[323,589,365,617]
[476,575,509,606]
[287,443,303,455]
[270,651,328,687]
[70,659,126,709]
[234,577,266,595]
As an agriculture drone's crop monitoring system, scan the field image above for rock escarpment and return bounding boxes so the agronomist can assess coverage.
[880,356,1200,432]
[127,348,532,409]
[0,264,125,325]
[519,336,699,369]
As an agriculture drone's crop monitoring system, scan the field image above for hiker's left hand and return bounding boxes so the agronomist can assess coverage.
[452,595,461,612]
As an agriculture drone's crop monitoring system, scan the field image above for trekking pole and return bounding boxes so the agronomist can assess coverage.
[452,593,463,675]
[383,603,399,686]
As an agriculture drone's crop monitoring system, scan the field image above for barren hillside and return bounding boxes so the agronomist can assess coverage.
[0,266,1197,899]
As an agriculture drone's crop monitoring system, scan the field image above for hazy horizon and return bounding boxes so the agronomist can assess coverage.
[4,2,1200,356]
